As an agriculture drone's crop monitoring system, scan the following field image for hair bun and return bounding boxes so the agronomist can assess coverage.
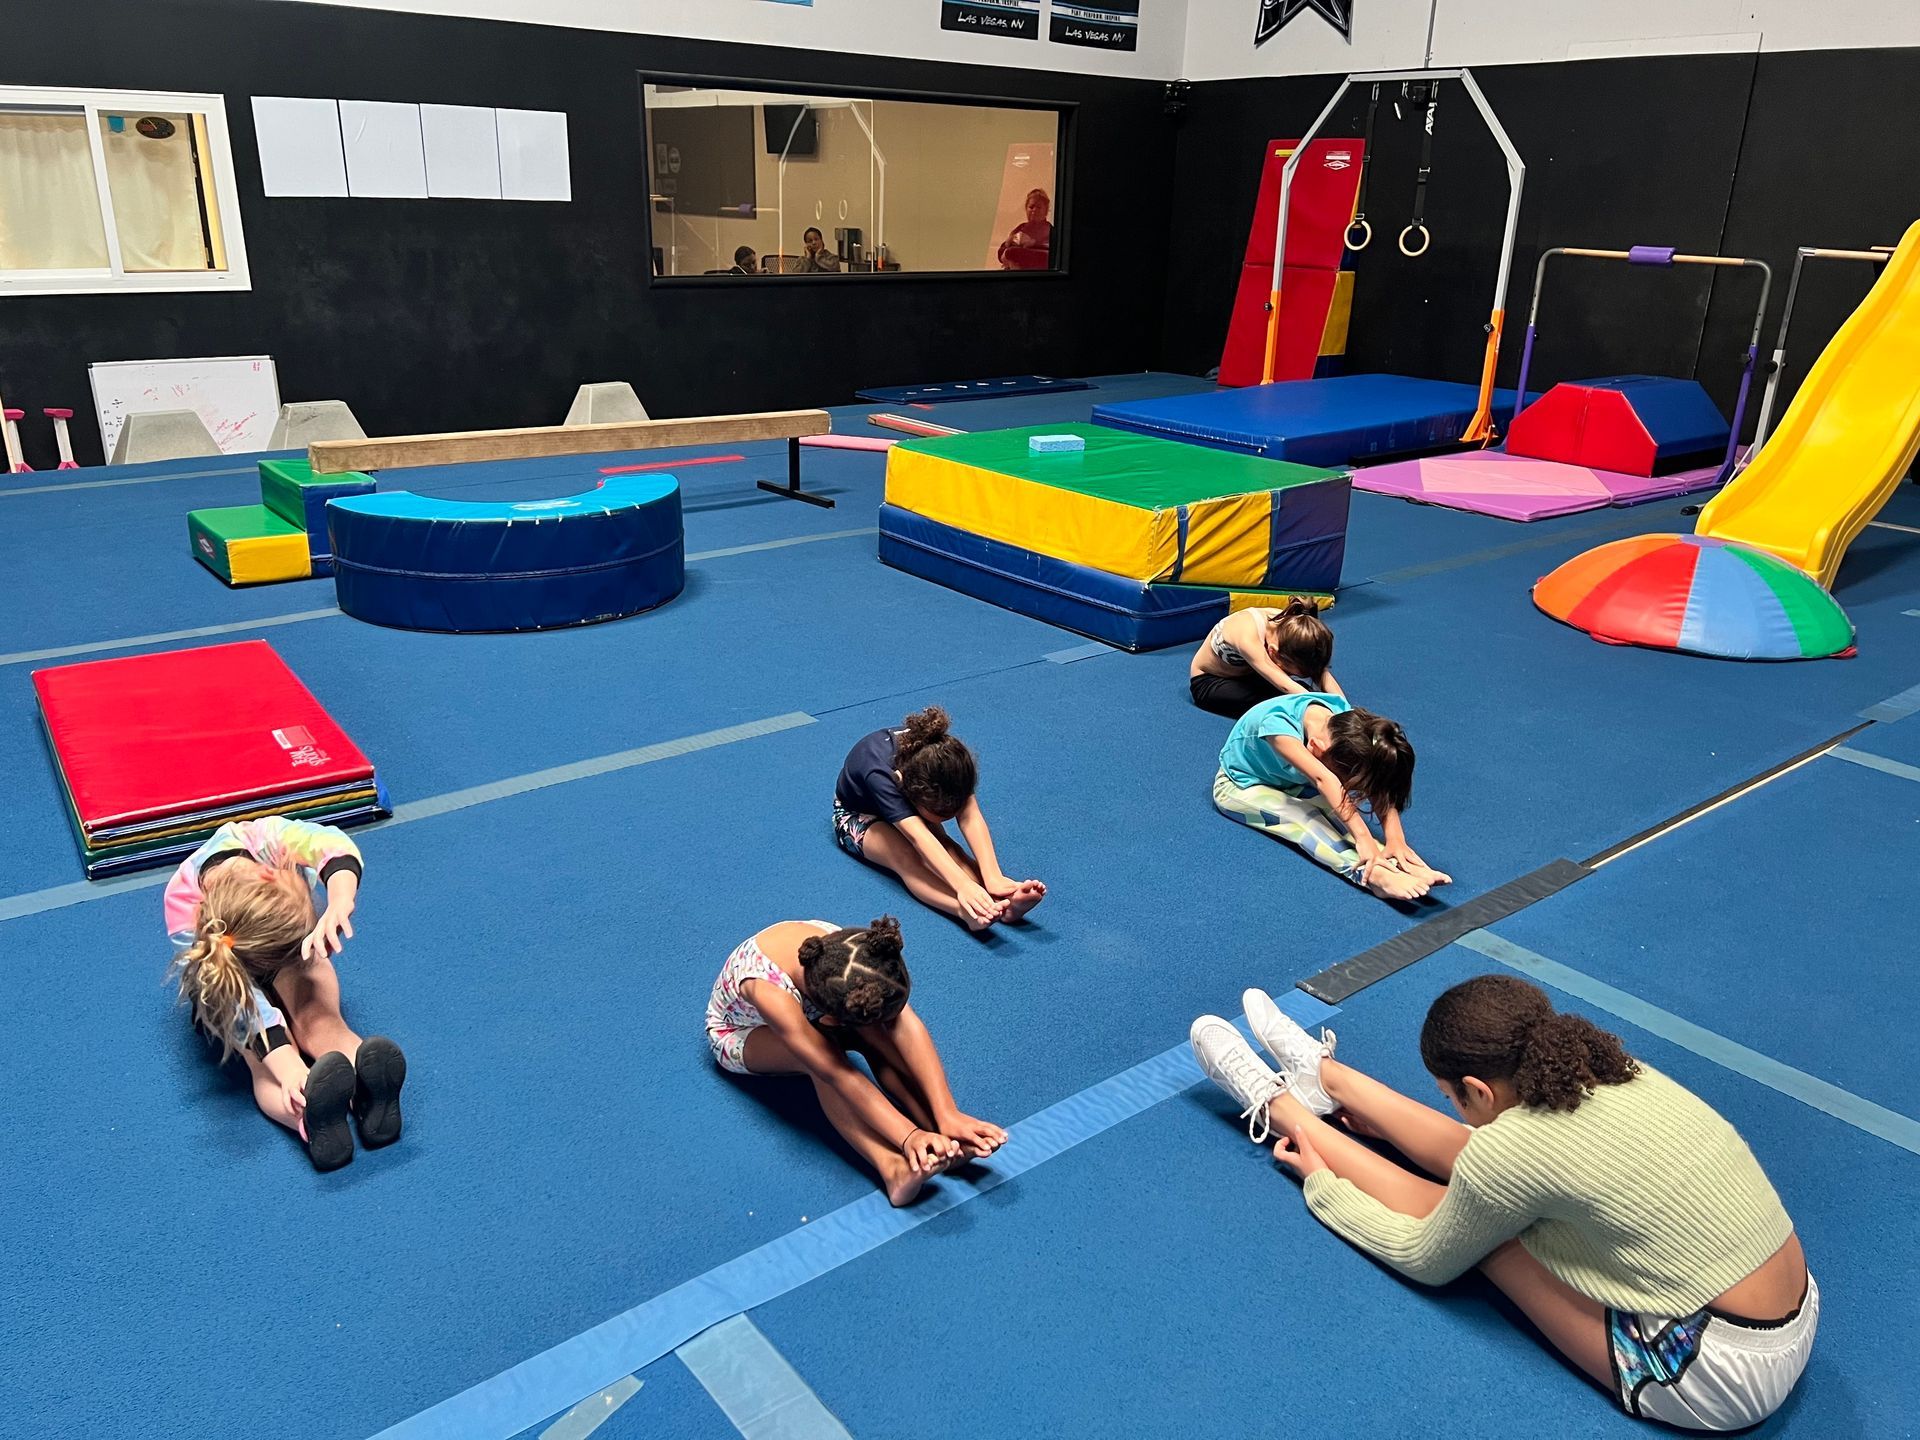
[861,915,904,958]
[1280,595,1319,618]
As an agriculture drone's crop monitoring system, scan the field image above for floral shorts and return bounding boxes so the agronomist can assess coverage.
[832,798,877,858]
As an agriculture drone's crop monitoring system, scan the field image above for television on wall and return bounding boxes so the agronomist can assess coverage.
[764,105,818,157]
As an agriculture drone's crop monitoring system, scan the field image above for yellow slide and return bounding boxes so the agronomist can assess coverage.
[1698,218,1920,588]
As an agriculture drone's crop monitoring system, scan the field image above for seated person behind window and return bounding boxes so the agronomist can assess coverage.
[729,245,758,276]
[794,227,842,273]
[997,189,1054,271]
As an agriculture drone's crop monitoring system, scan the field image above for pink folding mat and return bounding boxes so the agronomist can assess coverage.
[1351,450,1730,522]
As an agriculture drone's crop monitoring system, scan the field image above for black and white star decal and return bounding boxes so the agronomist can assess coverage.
[1255,0,1353,46]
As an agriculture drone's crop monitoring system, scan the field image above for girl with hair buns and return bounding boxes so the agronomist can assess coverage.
[1189,596,1342,719]
[165,816,405,1172]
[1189,975,1815,1430]
[833,706,1045,930]
[706,916,1005,1206]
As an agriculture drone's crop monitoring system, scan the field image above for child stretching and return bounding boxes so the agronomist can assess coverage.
[706,916,1006,1205]
[1214,691,1449,901]
[834,706,1045,930]
[166,816,406,1172]
[1189,596,1344,719]
[1190,977,1814,1429]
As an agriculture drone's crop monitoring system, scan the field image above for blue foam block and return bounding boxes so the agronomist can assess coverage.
[1028,434,1085,454]
[1093,374,1519,467]
[328,476,684,633]
[877,504,1228,652]
[855,375,1092,405]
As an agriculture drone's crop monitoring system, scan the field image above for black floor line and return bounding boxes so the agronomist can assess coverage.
[1296,719,1875,1006]
[1297,860,1591,1004]
[1582,721,1871,868]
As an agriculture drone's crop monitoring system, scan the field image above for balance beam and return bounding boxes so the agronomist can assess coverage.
[309,409,836,507]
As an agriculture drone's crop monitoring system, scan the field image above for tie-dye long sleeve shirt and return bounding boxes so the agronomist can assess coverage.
[163,817,364,1046]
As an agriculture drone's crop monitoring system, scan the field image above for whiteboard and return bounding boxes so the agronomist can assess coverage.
[90,355,281,459]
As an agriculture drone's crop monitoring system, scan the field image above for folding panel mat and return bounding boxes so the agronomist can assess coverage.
[1093,374,1519,469]
[1353,449,1729,522]
[855,375,1092,405]
[884,424,1349,592]
[1218,136,1365,387]
[32,640,386,877]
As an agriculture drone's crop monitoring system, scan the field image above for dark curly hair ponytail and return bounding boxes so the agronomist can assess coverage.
[799,916,912,1027]
[891,707,977,817]
[1419,974,1638,1113]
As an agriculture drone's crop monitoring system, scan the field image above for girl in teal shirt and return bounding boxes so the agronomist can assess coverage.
[1215,692,1448,900]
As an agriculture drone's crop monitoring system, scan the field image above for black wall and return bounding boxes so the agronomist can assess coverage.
[2,0,1175,466]
[1164,48,1920,428]
[10,5,1920,472]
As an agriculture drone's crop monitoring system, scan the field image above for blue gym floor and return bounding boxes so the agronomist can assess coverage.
[1,372,1916,1439]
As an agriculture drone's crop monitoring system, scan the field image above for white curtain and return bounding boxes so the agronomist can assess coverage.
[101,113,207,272]
[0,110,109,270]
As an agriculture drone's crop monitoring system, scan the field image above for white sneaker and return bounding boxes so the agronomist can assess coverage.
[1244,988,1338,1116]
[1190,1015,1286,1143]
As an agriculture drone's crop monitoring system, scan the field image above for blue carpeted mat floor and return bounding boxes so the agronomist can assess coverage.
[0,376,1914,1439]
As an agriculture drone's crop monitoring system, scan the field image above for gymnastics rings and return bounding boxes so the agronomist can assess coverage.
[1398,223,1432,258]
[1345,216,1373,252]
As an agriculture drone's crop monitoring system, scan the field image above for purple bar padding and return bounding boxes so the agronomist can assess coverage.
[1718,344,1760,482]
[1512,323,1541,414]
[1629,246,1677,266]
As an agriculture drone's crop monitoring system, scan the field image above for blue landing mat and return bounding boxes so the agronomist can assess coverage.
[1491,755,1920,1120]
[855,374,1091,405]
[1093,374,1520,468]
[751,942,1916,1438]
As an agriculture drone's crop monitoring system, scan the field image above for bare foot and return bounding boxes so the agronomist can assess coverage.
[1002,881,1047,923]
[1365,864,1429,901]
[882,1149,956,1207]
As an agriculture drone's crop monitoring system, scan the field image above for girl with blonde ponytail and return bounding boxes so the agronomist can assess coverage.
[165,815,406,1172]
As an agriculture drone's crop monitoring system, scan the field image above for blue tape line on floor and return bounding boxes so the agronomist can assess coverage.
[0,529,861,672]
[1044,641,1113,664]
[0,463,258,499]
[0,712,815,926]
[0,608,342,668]
[1859,681,1920,723]
[1456,929,1920,1156]
[676,1316,850,1440]
[538,1377,642,1440]
[366,991,1339,1440]
[1828,746,1920,785]
[687,528,874,562]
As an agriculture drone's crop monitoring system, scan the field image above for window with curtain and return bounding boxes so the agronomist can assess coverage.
[0,87,248,295]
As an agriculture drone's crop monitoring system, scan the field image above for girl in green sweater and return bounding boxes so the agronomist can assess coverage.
[1190,976,1816,1430]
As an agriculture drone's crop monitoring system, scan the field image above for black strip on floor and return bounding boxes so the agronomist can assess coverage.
[1297,859,1592,1004]
[1582,721,1871,868]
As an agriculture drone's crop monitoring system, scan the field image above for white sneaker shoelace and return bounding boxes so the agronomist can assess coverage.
[1214,1047,1285,1143]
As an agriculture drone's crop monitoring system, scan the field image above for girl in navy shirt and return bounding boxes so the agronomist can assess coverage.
[834,706,1045,930]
